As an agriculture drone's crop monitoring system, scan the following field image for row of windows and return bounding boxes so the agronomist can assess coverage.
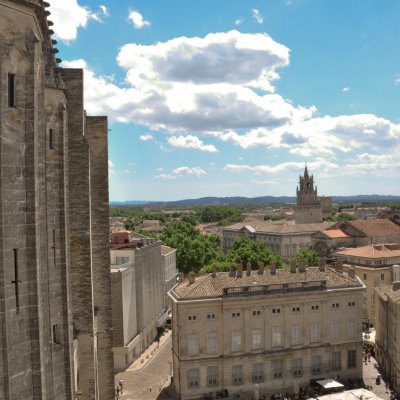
[363,273,386,281]
[186,320,357,355]
[187,351,357,388]
[186,301,357,321]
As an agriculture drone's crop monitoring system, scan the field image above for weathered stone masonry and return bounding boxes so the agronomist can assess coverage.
[0,1,114,399]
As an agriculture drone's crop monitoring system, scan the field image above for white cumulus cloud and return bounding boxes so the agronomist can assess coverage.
[173,166,206,177]
[128,10,150,29]
[100,5,109,16]
[252,9,264,24]
[209,113,400,157]
[224,159,339,175]
[118,30,288,89]
[139,134,154,141]
[168,135,218,152]
[49,0,101,41]
[61,31,400,174]
[156,166,206,179]
[63,31,308,133]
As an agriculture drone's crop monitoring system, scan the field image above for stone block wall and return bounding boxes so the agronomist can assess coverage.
[0,2,115,399]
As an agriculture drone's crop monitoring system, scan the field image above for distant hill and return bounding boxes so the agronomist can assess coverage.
[110,195,400,207]
[110,200,156,206]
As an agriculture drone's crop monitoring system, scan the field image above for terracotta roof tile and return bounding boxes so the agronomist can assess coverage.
[224,220,334,235]
[375,284,400,303]
[335,243,400,259]
[331,219,400,237]
[322,229,349,238]
[173,267,361,299]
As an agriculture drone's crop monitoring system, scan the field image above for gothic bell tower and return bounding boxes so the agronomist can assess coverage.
[296,165,318,206]
[295,165,322,224]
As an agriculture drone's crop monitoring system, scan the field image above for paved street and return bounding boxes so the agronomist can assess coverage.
[115,333,176,400]
[363,355,391,400]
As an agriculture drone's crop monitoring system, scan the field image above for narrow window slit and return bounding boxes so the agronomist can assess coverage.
[8,73,15,108]
[11,249,20,313]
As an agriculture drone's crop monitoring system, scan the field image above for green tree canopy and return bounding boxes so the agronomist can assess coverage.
[226,236,283,269]
[195,205,244,224]
[161,220,220,274]
[324,212,356,222]
[294,248,319,267]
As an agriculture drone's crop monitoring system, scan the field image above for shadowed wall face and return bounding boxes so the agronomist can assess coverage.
[0,1,114,399]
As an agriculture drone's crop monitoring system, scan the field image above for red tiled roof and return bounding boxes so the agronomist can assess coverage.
[332,219,400,237]
[323,229,349,238]
[334,243,400,259]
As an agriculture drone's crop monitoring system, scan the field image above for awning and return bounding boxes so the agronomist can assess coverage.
[316,379,345,389]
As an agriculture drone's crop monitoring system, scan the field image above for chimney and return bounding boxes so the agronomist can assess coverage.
[246,262,251,276]
[335,260,343,274]
[299,260,306,273]
[290,259,297,273]
[348,268,356,279]
[237,264,243,278]
[270,260,277,275]
[188,272,195,285]
[212,265,217,278]
[393,281,400,292]
[258,261,264,275]
[319,257,326,272]
[229,264,236,277]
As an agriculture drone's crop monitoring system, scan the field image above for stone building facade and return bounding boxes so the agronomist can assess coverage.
[162,245,178,309]
[169,263,364,400]
[222,220,334,259]
[334,244,400,324]
[110,239,168,371]
[374,283,400,391]
[312,219,400,257]
[0,1,114,399]
[222,167,333,259]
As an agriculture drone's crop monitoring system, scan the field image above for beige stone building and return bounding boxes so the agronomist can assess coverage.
[222,167,333,259]
[334,244,400,324]
[169,263,364,400]
[0,1,114,399]
[162,245,178,309]
[223,220,334,259]
[110,238,169,371]
[374,282,400,391]
[313,219,400,257]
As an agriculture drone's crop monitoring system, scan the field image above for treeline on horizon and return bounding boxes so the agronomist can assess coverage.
[108,203,400,275]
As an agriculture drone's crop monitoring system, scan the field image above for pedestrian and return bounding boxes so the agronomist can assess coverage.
[364,355,368,364]
[368,353,371,362]
[119,379,123,394]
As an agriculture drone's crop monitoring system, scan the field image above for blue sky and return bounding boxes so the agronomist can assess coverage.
[50,0,400,201]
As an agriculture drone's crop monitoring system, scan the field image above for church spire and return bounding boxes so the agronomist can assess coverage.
[304,162,309,178]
